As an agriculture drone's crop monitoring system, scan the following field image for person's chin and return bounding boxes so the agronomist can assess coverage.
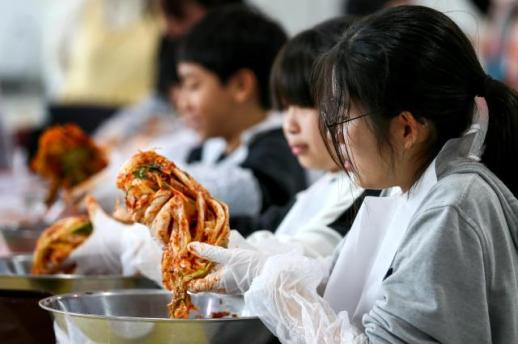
[187,124,207,138]
[196,131,210,140]
[297,156,320,170]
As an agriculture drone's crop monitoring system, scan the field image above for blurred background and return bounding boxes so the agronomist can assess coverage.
[0,0,514,171]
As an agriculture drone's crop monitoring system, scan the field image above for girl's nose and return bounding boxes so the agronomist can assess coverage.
[283,107,301,134]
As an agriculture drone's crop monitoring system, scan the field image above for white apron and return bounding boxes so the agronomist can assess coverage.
[275,171,362,236]
[323,164,436,327]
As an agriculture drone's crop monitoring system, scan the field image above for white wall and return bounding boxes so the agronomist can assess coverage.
[248,0,343,36]
[0,0,43,80]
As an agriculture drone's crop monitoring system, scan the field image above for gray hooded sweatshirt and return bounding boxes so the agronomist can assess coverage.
[363,136,518,343]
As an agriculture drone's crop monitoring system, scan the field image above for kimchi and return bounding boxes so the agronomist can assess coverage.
[31,123,108,206]
[116,151,230,318]
[32,216,93,274]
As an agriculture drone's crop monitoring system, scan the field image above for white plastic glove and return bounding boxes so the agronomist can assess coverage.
[65,197,126,274]
[66,197,161,278]
[187,230,270,295]
[244,254,368,344]
[126,230,163,285]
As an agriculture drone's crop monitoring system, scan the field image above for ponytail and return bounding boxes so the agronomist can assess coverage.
[480,78,518,197]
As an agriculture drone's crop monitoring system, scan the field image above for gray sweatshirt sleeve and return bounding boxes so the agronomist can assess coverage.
[363,205,491,344]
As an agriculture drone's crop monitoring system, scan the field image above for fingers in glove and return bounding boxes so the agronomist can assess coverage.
[188,242,231,264]
[188,272,225,293]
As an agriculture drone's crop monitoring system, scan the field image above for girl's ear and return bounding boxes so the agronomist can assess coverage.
[227,68,258,104]
[391,111,430,151]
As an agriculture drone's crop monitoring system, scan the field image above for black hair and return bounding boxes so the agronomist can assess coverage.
[155,35,179,97]
[160,0,243,20]
[176,4,287,109]
[315,5,518,196]
[271,16,356,110]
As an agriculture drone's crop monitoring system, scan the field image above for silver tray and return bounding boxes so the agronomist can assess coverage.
[40,289,273,344]
[0,254,157,294]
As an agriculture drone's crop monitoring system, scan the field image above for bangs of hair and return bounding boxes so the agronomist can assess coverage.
[271,16,356,110]
[270,41,315,110]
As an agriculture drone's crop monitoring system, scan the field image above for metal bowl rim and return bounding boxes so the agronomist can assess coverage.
[0,226,45,232]
[38,289,259,323]
[0,254,144,280]
[0,273,149,280]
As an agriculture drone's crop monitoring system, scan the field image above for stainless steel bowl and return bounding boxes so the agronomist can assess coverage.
[0,254,157,294]
[0,225,44,253]
[40,289,274,344]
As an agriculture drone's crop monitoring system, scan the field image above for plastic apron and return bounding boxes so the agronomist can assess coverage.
[275,171,362,236]
[323,166,436,327]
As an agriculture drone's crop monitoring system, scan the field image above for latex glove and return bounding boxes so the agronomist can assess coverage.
[187,230,269,295]
[66,197,151,275]
[126,230,163,285]
[244,254,368,344]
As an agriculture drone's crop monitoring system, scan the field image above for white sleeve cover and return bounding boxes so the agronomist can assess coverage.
[68,202,163,286]
[120,224,163,285]
[244,254,369,344]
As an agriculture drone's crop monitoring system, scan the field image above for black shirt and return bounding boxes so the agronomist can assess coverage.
[187,128,307,236]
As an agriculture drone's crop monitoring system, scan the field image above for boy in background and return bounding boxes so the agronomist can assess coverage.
[164,4,307,230]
